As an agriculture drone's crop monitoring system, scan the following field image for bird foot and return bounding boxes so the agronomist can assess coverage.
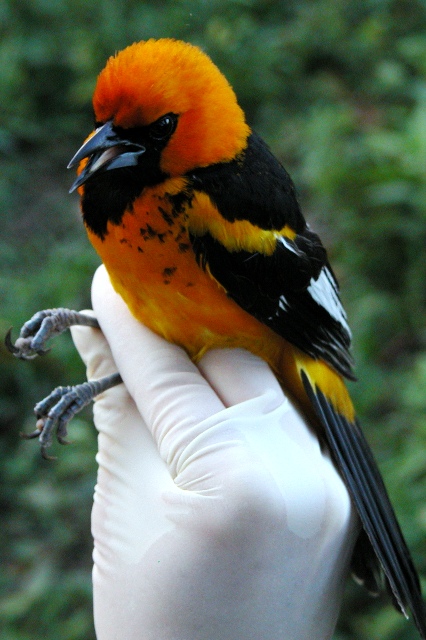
[5,308,100,360]
[24,373,122,460]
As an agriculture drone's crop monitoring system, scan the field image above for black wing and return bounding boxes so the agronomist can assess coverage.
[189,131,426,637]
[190,131,354,379]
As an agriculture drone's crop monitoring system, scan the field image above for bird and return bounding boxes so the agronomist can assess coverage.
[10,38,426,636]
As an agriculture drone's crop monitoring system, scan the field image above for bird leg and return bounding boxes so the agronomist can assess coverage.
[6,308,123,458]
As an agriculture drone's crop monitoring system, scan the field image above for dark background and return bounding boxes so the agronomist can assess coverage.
[1,1,426,638]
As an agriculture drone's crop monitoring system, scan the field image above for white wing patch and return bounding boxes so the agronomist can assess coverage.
[276,235,298,254]
[277,235,350,336]
[307,267,351,337]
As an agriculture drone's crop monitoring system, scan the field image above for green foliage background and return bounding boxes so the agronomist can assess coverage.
[1,0,426,638]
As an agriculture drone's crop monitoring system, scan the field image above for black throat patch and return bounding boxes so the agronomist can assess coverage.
[81,162,168,240]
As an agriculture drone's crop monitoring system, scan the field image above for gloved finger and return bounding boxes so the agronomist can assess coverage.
[70,311,118,381]
[197,348,319,451]
[90,375,178,569]
[197,347,286,407]
[71,305,179,566]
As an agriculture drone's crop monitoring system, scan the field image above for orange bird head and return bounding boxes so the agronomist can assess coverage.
[68,39,250,189]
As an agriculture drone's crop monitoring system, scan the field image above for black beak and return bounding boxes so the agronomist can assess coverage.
[68,120,146,193]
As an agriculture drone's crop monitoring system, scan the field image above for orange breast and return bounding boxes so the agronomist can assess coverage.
[87,180,277,356]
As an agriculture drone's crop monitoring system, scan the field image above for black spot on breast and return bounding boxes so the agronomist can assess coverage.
[146,224,157,238]
[178,242,191,253]
[166,191,194,216]
[163,266,177,278]
[140,224,157,239]
[158,206,174,226]
[139,224,168,244]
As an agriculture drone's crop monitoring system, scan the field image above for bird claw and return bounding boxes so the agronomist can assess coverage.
[20,425,44,440]
[5,328,19,355]
[5,309,99,361]
[20,421,58,459]
[5,328,49,360]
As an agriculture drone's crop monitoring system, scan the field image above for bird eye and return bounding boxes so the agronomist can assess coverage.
[149,114,177,140]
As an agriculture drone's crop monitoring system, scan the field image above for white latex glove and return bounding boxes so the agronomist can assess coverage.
[70,265,359,640]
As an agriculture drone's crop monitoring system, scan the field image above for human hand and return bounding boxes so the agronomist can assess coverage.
[71,265,358,640]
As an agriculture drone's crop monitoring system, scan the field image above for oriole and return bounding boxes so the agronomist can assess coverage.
[15,38,426,635]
